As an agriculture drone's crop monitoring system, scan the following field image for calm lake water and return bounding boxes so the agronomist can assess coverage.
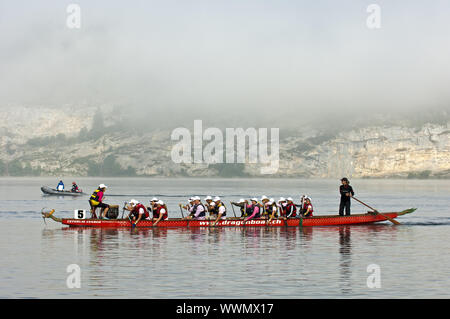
[0,177,449,298]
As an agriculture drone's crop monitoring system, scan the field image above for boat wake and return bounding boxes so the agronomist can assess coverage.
[401,217,450,226]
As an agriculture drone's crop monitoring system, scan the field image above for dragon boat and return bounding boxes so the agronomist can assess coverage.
[42,208,416,228]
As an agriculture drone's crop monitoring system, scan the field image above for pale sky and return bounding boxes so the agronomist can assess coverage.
[1,0,449,126]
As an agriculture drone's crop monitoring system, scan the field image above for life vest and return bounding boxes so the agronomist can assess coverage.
[153,205,168,220]
[278,203,287,216]
[285,202,297,217]
[240,205,247,217]
[248,204,261,218]
[265,203,278,217]
[256,203,264,216]
[90,188,102,205]
[131,203,149,220]
[303,203,314,217]
[191,203,206,218]
[213,202,227,217]
[205,202,215,213]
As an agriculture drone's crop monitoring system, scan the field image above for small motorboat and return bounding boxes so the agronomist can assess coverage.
[41,186,84,196]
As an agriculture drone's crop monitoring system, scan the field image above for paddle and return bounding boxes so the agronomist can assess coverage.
[178,204,185,218]
[352,196,401,225]
[121,201,127,219]
[230,202,237,218]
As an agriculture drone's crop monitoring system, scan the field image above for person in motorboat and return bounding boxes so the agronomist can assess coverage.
[71,182,80,193]
[56,180,64,191]
[89,184,109,219]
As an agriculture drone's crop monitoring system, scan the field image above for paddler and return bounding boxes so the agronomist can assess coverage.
[277,197,287,217]
[148,197,159,215]
[302,197,314,217]
[153,200,168,226]
[285,197,297,218]
[244,198,261,222]
[125,199,150,226]
[339,177,354,216]
[89,184,109,219]
[180,197,194,216]
[260,196,270,219]
[297,195,307,215]
[186,196,206,220]
[266,198,278,223]
[231,199,248,217]
[204,196,216,219]
[211,196,227,226]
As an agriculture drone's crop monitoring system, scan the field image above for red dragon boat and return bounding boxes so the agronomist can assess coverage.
[42,208,416,228]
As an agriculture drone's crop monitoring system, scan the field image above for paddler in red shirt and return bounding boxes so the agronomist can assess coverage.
[125,199,149,226]
[302,197,314,217]
[153,200,168,226]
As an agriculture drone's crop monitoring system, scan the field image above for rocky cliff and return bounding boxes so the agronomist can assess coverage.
[1,106,449,178]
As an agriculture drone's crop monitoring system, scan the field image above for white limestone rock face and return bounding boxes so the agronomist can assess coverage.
[1,106,449,178]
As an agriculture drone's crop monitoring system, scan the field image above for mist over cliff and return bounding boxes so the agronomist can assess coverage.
[1,1,450,177]
[0,105,449,178]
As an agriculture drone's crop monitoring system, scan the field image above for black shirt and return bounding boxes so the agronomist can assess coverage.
[340,185,354,201]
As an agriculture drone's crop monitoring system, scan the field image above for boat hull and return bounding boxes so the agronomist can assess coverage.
[61,212,400,228]
[41,186,84,196]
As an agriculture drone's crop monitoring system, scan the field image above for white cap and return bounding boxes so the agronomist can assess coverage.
[205,196,213,201]
[261,195,269,201]
[278,197,286,202]
[129,199,139,206]
[251,198,258,202]
[193,196,201,201]
[213,196,221,202]
[238,198,247,203]
[157,200,164,205]
[287,197,293,202]
[99,184,107,189]
[268,200,274,205]
[150,197,159,202]
[269,198,275,202]
[188,197,194,202]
